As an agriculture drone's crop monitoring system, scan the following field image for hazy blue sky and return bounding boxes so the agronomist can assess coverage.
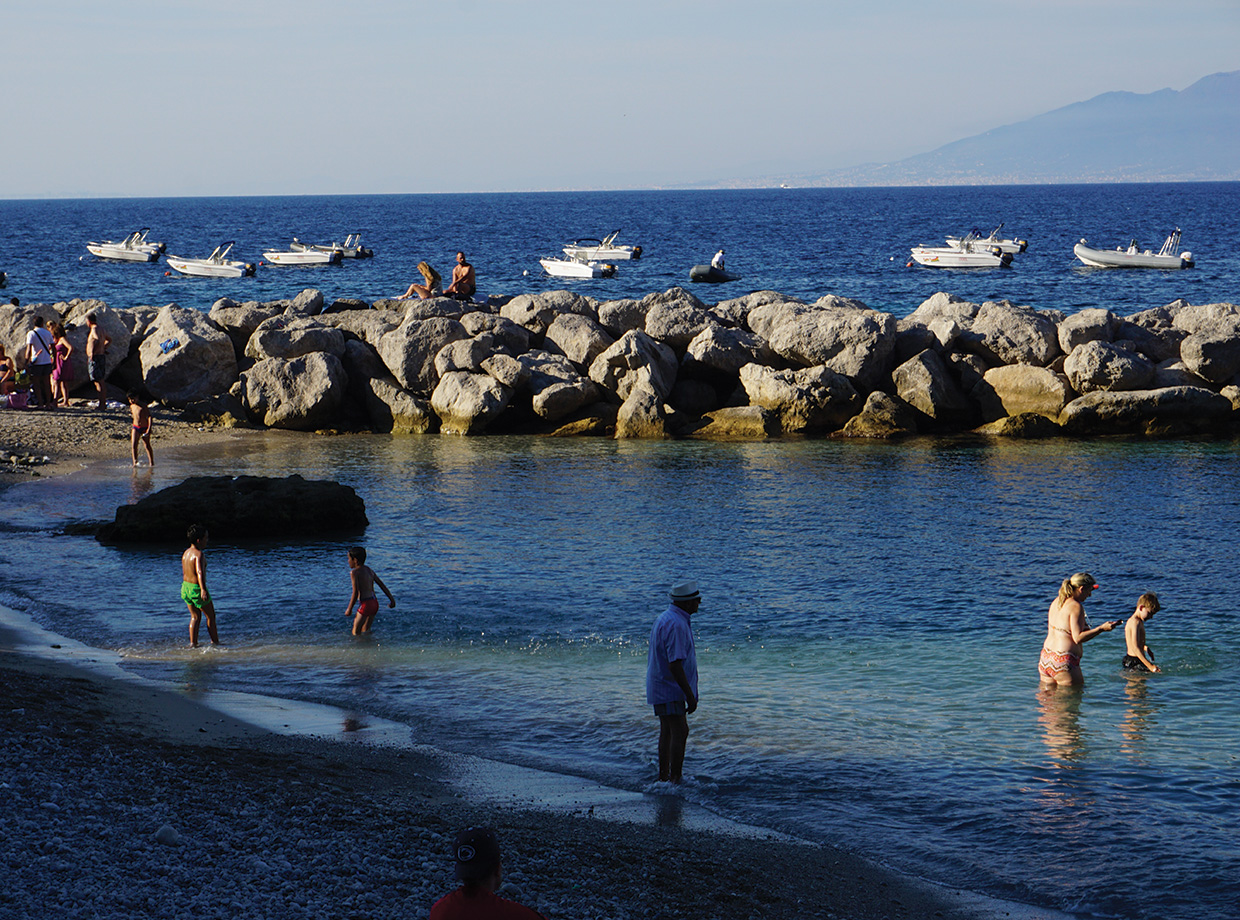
[4,0,1238,198]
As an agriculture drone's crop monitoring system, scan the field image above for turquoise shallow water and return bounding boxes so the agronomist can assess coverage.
[1,432,1238,920]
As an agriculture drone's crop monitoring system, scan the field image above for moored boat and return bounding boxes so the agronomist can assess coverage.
[165,242,256,278]
[263,247,343,266]
[689,264,741,283]
[1073,229,1194,269]
[540,256,616,279]
[290,232,374,259]
[945,223,1027,254]
[562,230,642,261]
[86,228,166,263]
[910,236,1013,268]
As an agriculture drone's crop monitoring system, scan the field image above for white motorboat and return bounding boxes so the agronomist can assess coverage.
[1073,229,1194,269]
[262,247,343,266]
[86,228,166,262]
[290,232,373,259]
[910,236,1013,268]
[562,230,642,261]
[540,256,616,279]
[165,242,256,278]
[945,223,1027,254]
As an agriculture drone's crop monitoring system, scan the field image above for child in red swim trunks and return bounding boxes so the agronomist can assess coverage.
[344,546,395,636]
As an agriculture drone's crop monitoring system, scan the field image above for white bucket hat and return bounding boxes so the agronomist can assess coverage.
[669,579,700,600]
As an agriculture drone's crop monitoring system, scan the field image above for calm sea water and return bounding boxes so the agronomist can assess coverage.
[1,431,1238,920]
[3,186,1239,919]
[2,183,1238,316]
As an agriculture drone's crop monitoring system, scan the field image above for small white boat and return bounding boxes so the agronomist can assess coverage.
[86,228,166,262]
[290,233,373,259]
[1073,229,1194,269]
[945,223,1027,254]
[540,256,616,279]
[911,235,1013,268]
[562,230,642,261]
[165,242,256,278]
[263,247,343,266]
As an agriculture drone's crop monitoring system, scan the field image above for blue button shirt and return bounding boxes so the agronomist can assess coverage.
[646,604,698,705]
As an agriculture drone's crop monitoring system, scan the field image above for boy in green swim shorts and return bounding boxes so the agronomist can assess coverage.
[182,523,220,647]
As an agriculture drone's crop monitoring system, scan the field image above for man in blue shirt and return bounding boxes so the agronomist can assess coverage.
[646,579,701,784]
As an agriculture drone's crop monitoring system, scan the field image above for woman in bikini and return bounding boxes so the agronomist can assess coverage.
[1038,572,1122,687]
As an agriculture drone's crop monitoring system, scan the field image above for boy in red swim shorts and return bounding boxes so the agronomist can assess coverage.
[344,546,395,636]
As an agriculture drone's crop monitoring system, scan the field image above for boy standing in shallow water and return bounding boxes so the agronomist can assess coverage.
[1123,593,1162,673]
[182,524,220,648]
[344,546,395,636]
[128,392,154,467]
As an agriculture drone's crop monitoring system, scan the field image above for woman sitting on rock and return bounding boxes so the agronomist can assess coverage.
[398,261,442,300]
[0,345,15,395]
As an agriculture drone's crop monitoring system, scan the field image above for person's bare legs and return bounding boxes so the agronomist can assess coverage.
[131,428,140,466]
[188,601,219,646]
[657,713,690,783]
[201,601,220,645]
[352,610,374,636]
[189,605,202,647]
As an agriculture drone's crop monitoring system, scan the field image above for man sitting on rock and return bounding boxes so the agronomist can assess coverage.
[445,251,476,302]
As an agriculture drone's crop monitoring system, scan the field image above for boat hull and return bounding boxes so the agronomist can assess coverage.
[87,243,160,262]
[264,250,343,266]
[689,264,740,283]
[166,257,256,278]
[910,246,1012,268]
[540,258,615,279]
[946,235,1027,254]
[1073,242,1193,269]
[562,244,640,261]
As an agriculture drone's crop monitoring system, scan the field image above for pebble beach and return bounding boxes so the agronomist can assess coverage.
[0,415,1039,920]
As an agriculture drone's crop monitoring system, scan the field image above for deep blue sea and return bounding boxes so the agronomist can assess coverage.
[2,183,1238,316]
[3,186,1240,920]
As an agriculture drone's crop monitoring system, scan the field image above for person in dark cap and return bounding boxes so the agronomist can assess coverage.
[429,827,546,920]
[645,579,702,784]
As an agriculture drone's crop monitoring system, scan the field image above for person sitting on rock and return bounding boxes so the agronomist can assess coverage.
[430,827,546,920]
[0,344,15,395]
[444,251,476,301]
[399,261,442,300]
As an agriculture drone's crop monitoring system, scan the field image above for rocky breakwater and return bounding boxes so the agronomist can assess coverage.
[4,287,1239,441]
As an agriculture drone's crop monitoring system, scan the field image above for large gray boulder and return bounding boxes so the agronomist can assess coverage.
[738,363,861,434]
[537,290,597,320]
[138,306,238,406]
[0,304,62,363]
[644,299,718,350]
[975,365,1075,421]
[358,376,436,434]
[1059,386,1233,434]
[588,330,678,401]
[246,316,347,361]
[430,370,513,434]
[892,349,974,426]
[1063,341,1155,393]
[710,291,791,329]
[1058,308,1119,354]
[518,351,600,421]
[434,338,493,376]
[684,326,775,376]
[242,352,348,430]
[319,309,403,349]
[763,305,896,390]
[958,300,1060,367]
[283,289,325,318]
[905,292,979,328]
[837,392,920,439]
[614,369,671,439]
[1179,316,1240,383]
[501,294,558,335]
[377,316,469,393]
[95,474,367,543]
[209,298,284,357]
[480,354,530,390]
[402,298,469,322]
[460,312,531,355]
[1171,302,1240,335]
[688,406,780,440]
[596,299,647,338]
[544,313,615,369]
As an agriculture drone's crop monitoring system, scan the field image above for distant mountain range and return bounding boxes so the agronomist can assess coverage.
[782,70,1240,187]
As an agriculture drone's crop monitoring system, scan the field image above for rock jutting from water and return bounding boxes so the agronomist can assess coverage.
[3,287,1239,441]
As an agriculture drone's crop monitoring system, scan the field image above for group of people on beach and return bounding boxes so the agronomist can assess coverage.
[397,251,476,301]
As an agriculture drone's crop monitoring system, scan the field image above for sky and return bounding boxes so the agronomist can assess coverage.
[3,0,1238,198]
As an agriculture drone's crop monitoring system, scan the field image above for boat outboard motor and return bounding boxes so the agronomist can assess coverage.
[1180,252,1194,268]
[631,245,643,259]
